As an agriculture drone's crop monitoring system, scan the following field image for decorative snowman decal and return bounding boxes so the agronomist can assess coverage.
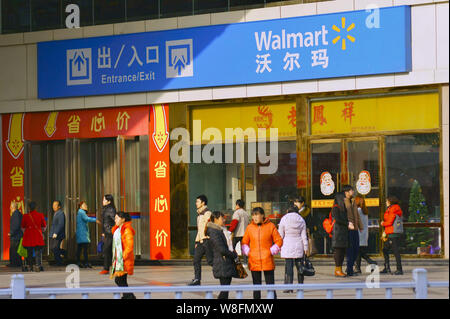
[356,170,371,195]
[320,171,335,196]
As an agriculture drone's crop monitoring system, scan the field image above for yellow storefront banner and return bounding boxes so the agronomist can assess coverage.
[311,93,439,135]
[190,101,296,143]
[312,198,379,208]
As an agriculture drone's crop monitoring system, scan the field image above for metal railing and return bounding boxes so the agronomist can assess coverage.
[1,268,448,299]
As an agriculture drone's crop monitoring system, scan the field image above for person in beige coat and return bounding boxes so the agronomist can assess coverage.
[188,194,213,286]
[343,185,364,276]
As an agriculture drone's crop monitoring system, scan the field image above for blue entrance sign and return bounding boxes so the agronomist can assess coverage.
[38,6,411,99]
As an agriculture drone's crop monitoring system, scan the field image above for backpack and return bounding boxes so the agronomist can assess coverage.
[323,205,338,237]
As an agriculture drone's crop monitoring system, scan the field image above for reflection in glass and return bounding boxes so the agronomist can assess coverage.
[2,0,31,33]
[31,0,61,31]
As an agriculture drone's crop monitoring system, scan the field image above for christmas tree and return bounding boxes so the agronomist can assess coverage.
[405,180,432,252]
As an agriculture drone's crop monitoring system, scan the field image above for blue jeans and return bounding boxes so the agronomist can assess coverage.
[346,230,359,274]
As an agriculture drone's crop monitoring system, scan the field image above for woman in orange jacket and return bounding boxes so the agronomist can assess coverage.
[111,211,136,299]
[241,207,283,299]
[380,196,404,275]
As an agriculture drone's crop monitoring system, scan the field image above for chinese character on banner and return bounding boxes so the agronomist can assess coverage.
[311,49,329,69]
[283,52,301,71]
[154,195,168,213]
[287,106,296,128]
[11,196,24,214]
[116,111,130,131]
[128,45,143,67]
[10,166,24,187]
[256,54,272,74]
[98,46,111,69]
[91,112,106,132]
[342,102,355,124]
[155,229,168,247]
[154,161,167,178]
[312,105,327,126]
[67,114,81,134]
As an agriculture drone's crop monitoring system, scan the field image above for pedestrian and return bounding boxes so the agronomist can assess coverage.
[380,195,404,275]
[331,192,348,277]
[228,199,249,266]
[7,201,23,268]
[21,201,46,272]
[278,205,309,292]
[188,194,213,286]
[241,207,283,299]
[110,211,136,299]
[76,201,100,268]
[206,211,238,299]
[100,194,116,275]
[343,185,363,276]
[49,200,66,266]
[354,195,377,274]
[292,196,313,256]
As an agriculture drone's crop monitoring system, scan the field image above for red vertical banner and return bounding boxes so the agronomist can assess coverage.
[149,104,171,259]
[2,113,25,260]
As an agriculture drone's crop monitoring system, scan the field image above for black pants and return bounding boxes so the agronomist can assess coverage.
[232,236,248,264]
[346,230,359,274]
[218,277,232,299]
[51,238,64,265]
[356,246,375,269]
[25,246,43,268]
[9,239,22,267]
[251,270,276,299]
[115,274,136,299]
[193,240,213,280]
[103,234,113,271]
[383,236,402,270]
[333,247,346,267]
[284,258,304,284]
[76,243,89,265]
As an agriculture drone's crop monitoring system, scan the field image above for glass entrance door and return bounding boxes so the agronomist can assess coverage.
[310,138,382,255]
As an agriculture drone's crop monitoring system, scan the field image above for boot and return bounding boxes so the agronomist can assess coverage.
[334,266,346,277]
[283,273,294,293]
[380,263,392,274]
[354,265,362,275]
[393,266,403,275]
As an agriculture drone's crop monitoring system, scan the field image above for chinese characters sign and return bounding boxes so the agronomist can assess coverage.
[38,6,411,99]
[310,93,439,135]
[22,106,148,141]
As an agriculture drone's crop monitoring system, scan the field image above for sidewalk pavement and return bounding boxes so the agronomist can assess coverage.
[0,258,448,299]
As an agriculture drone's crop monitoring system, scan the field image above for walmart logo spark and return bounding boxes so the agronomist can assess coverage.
[332,17,355,50]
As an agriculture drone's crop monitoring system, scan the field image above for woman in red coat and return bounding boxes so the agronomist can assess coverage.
[110,211,136,299]
[21,201,46,272]
[380,196,404,275]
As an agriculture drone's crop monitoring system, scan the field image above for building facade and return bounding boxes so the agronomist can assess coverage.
[0,0,448,260]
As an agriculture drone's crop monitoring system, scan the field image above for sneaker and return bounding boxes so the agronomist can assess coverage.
[99,269,109,275]
[188,279,201,286]
[393,269,403,275]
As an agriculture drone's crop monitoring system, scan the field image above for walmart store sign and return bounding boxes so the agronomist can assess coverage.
[38,6,411,99]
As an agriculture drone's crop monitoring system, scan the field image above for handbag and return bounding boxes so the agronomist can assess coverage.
[233,258,248,279]
[17,238,28,258]
[97,240,104,254]
[393,215,404,234]
[299,256,315,276]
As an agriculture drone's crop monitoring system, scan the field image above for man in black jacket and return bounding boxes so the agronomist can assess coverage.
[100,194,116,275]
[8,202,23,268]
[49,200,66,266]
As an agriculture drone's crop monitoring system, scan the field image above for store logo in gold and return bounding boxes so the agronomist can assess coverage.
[44,112,58,137]
[152,105,169,152]
[6,113,25,159]
[332,17,356,51]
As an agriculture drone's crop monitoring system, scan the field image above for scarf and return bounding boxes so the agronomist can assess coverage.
[110,225,124,278]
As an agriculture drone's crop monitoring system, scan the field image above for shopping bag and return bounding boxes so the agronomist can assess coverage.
[17,238,28,258]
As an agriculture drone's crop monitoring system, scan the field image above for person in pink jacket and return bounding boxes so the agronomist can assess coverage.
[278,205,309,291]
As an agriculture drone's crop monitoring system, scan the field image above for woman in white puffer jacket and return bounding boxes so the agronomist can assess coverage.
[278,205,309,291]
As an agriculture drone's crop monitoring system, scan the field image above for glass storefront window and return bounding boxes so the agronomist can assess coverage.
[160,0,193,18]
[127,0,159,22]
[403,227,442,255]
[31,0,61,31]
[194,0,228,15]
[61,0,93,27]
[1,0,30,33]
[386,133,440,223]
[94,0,125,25]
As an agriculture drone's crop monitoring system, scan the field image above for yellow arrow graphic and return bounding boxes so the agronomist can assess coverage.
[152,104,169,152]
[44,112,58,137]
[6,113,25,159]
